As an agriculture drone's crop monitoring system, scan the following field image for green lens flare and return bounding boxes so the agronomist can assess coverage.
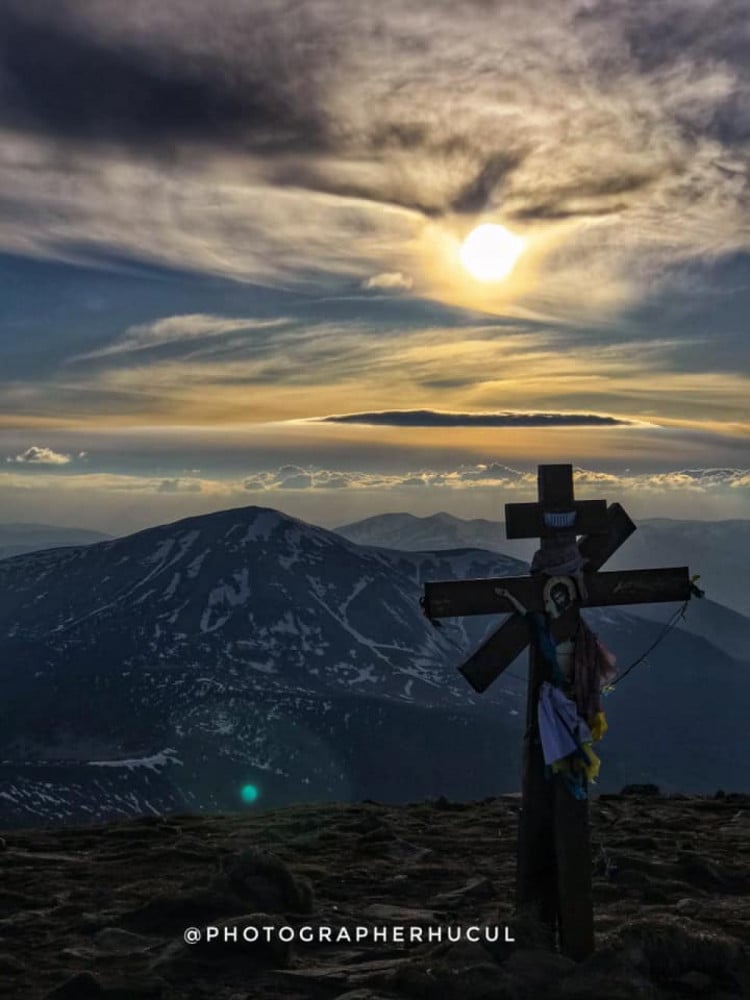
[240,784,259,804]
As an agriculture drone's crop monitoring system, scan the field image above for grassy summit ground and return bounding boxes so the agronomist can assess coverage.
[1,792,748,999]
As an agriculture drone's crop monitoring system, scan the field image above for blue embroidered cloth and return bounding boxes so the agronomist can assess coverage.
[538,681,593,766]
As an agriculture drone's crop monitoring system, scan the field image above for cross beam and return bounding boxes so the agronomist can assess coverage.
[506,498,608,539]
[424,567,690,619]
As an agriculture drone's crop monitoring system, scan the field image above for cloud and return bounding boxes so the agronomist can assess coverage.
[235,461,749,496]
[195,462,750,495]
[156,478,203,493]
[630,468,750,491]
[317,409,636,428]
[274,465,314,490]
[8,446,71,465]
[1,463,747,537]
[0,1,330,154]
[73,314,288,361]
[244,466,335,491]
[457,463,530,483]
[362,272,413,291]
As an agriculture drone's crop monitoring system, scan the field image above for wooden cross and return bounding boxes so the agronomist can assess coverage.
[421,464,694,960]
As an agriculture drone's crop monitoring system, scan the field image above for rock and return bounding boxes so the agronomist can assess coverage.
[503,948,575,992]
[432,796,468,811]
[676,852,727,888]
[220,848,314,914]
[449,962,520,1000]
[0,838,6,851]
[556,947,657,999]
[386,837,433,862]
[45,971,104,999]
[277,956,412,990]
[434,877,495,906]
[495,908,555,953]
[362,903,440,925]
[393,959,519,1000]
[122,887,248,932]
[102,980,165,999]
[344,814,391,835]
[334,992,396,1000]
[676,852,748,892]
[675,970,716,993]
[151,911,293,976]
[356,827,397,847]
[618,916,747,992]
[391,963,444,999]
[44,967,164,999]
[621,784,661,796]
[0,950,26,973]
[0,889,41,916]
[433,940,496,965]
[93,927,161,955]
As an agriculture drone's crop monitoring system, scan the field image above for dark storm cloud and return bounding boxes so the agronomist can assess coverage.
[0,2,330,153]
[318,410,634,427]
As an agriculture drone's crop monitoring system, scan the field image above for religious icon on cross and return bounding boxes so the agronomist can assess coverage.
[542,577,577,618]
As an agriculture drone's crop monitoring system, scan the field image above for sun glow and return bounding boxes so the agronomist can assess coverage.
[460,223,524,282]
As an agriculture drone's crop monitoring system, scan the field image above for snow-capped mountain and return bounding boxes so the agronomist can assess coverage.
[0,505,746,826]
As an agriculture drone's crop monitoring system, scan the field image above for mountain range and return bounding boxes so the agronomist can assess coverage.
[0,505,747,828]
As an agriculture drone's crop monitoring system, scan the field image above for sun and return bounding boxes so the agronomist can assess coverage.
[460,223,524,282]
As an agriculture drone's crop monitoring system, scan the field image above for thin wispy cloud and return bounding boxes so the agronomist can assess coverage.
[73,315,289,361]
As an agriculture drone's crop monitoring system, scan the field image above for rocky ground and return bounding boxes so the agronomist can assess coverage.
[0,791,748,1000]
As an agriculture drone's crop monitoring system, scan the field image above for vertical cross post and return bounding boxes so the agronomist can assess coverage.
[516,635,557,939]
[515,465,594,959]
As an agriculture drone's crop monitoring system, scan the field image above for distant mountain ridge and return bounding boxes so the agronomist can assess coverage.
[0,505,746,827]
[336,511,535,562]
[336,511,750,616]
[0,522,112,561]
